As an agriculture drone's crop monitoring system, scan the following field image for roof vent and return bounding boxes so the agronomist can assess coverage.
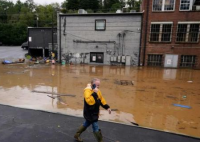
[130,10,136,13]
[78,9,87,14]
[116,9,122,13]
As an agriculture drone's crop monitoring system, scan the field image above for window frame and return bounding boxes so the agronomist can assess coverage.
[179,0,194,11]
[152,0,176,12]
[149,22,173,42]
[95,19,106,31]
[180,55,196,68]
[147,54,163,66]
[176,22,200,43]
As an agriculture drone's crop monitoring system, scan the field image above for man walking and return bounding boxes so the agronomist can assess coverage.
[74,78,111,142]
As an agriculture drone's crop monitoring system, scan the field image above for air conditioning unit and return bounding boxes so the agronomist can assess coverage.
[192,5,200,11]
[117,56,121,62]
[122,56,126,63]
[110,57,114,62]
[113,56,117,62]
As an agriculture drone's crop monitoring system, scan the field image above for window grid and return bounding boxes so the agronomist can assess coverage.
[153,0,175,11]
[161,24,172,41]
[147,54,163,66]
[164,0,175,10]
[95,20,106,31]
[150,23,172,42]
[176,23,200,42]
[150,24,160,41]
[153,0,163,11]
[180,55,196,67]
[188,24,200,42]
[180,0,191,10]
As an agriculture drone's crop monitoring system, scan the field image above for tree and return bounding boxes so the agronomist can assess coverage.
[66,0,79,10]
[104,0,119,11]
[0,0,61,45]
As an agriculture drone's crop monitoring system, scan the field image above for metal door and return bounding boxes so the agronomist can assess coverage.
[90,52,104,63]
[164,54,178,68]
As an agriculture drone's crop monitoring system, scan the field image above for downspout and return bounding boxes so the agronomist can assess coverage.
[59,15,61,63]
[118,33,121,55]
[138,13,143,66]
[143,0,150,66]
[123,33,126,56]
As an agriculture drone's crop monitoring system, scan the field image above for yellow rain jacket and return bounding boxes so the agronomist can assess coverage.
[83,84,110,122]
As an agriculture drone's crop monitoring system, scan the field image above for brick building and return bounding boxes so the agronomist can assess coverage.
[141,0,200,68]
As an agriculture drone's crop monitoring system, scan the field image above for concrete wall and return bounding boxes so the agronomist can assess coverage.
[58,14,142,66]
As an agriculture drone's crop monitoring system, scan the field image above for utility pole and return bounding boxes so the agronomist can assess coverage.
[52,12,54,52]
[37,16,39,27]
[41,30,45,58]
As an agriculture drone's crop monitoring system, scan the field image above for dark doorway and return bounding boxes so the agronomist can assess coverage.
[90,52,104,63]
[29,49,49,57]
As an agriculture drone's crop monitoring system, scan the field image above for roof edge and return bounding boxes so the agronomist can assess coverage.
[59,12,143,17]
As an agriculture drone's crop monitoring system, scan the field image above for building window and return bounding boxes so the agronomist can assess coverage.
[180,0,191,10]
[153,0,175,11]
[147,54,163,66]
[95,19,106,31]
[176,23,200,42]
[150,23,172,42]
[180,55,196,67]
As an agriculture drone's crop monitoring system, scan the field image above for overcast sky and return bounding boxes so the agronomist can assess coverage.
[11,0,64,5]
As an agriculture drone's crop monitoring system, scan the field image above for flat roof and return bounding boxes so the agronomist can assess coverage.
[59,12,143,17]
[28,27,57,29]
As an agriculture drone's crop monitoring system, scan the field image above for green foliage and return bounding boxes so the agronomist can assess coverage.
[110,3,121,12]
[0,0,142,45]
[0,0,59,45]
[66,0,79,10]
[0,23,27,45]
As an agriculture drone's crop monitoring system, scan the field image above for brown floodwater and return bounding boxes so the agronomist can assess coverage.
[0,63,200,138]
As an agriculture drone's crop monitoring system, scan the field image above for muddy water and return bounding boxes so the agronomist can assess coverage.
[0,63,200,138]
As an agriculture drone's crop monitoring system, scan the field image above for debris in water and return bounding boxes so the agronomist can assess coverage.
[111,109,119,111]
[47,95,55,99]
[173,104,191,109]
[130,122,139,126]
[166,96,177,99]
[187,81,193,83]
[32,90,76,97]
[182,96,187,98]
[114,80,134,86]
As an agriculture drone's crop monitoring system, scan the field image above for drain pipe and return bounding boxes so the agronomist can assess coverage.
[143,0,150,66]
[118,33,121,55]
[122,32,126,56]
[59,14,61,63]
[138,11,143,66]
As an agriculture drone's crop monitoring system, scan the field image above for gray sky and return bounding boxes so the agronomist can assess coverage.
[11,0,64,5]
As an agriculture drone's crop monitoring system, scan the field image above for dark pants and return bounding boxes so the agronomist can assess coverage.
[83,120,99,132]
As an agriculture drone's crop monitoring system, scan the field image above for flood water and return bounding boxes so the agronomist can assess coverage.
[0,63,200,138]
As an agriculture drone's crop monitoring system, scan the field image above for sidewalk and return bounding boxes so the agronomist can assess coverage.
[0,105,199,142]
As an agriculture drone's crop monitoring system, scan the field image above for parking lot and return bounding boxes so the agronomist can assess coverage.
[0,46,27,60]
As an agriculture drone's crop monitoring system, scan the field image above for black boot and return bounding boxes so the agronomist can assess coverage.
[93,129,103,142]
[74,125,86,142]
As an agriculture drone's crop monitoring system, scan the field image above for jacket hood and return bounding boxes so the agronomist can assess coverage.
[84,83,92,90]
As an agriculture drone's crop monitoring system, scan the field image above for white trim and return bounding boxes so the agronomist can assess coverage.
[163,0,176,11]
[152,0,176,12]
[179,0,194,11]
[178,21,200,24]
[151,22,173,24]
[150,22,173,42]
